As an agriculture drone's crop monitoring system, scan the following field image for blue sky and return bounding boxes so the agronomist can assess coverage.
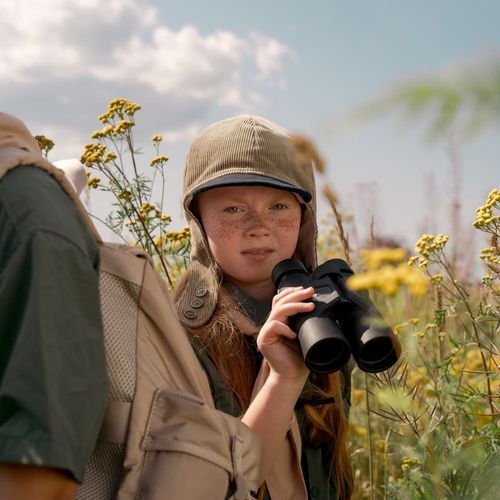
[1,0,498,253]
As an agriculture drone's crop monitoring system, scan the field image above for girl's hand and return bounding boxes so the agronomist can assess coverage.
[257,286,315,384]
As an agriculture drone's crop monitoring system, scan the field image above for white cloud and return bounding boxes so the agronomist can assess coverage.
[0,0,290,110]
[250,32,290,81]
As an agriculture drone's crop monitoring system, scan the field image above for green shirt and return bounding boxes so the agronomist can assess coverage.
[194,281,352,499]
[0,166,108,482]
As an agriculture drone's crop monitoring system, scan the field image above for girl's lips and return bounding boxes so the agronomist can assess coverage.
[241,248,274,260]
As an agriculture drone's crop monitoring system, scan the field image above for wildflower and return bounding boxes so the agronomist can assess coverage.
[480,247,500,265]
[408,318,419,325]
[87,176,101,189]
[160,214,172,223]
[118,190,132,201]
[351,425,368,437]
[151,134,163,143]
[34,135,55,157]
[99,112,111,124]
[415,233,449,258]
[150,155,169,167]
[407,255,419,266]
[103,151,117,163]
[347,263,428,296]
[81,142,107,167]
[431,274,444,284]
[351,389,365,405]
[140,202,156,215]
[392,322,408,334]
[359,247,407,271]
[401,456,421,472]
[474,188,500,232]
[481,275,493,286]
[113,120,135,135]
[124,102,141,116]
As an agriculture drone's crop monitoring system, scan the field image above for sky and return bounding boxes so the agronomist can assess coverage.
[1,0,499,254]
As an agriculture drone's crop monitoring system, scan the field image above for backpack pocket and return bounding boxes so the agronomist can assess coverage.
[136,388,261,500]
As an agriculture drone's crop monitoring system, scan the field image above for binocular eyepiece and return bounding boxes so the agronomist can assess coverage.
[272,258,401,374]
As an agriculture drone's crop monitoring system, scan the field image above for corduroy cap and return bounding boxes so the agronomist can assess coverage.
[184,115,313,208]
[175,114,318,329]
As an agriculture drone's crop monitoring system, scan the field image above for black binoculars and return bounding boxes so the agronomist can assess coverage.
[272,258,401,374]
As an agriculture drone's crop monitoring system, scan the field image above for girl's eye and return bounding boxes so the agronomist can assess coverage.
[224,206,241,213]
[272,203,288,210]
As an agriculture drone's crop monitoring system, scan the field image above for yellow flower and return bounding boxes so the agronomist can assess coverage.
[151,134,163,143]
[347,263,428,296]
[118,190,132,201]
[34,135,55,157]
[359,247,407,271]
[103,151,117,163]
[474,188,500,231]
[140,202,156,215]
[407,255,419,266]
[415,233,449,258]
[113,120,135,135]
[150,155,170,167]
[87,177,101,189]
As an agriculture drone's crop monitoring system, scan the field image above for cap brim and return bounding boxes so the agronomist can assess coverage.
[189,173,312,203]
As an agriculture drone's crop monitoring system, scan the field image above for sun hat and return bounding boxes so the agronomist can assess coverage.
[176,114,318,328]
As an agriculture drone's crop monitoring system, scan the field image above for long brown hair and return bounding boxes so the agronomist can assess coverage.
[178,286,353,499]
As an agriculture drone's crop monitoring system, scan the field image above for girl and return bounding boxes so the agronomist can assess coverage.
[175,115,353,499]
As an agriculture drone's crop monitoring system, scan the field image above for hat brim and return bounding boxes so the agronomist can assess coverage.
[188,173,312,204]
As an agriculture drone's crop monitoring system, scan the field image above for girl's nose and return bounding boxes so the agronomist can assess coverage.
[244,212,271,237]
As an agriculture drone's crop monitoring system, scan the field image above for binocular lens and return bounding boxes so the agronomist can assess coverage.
[356,333,401,373]
[295,316,352,374]
[305,338,351,374]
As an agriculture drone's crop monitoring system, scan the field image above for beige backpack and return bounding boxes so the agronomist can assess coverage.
[0,129,261,500]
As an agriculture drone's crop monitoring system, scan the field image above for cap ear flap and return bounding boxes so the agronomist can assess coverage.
[294,204,317,272]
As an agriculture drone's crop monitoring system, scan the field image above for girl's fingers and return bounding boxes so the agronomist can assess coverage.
[272,286,314,304]
[259,320,297,343]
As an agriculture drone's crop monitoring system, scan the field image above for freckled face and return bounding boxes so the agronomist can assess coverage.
[196,185,302,298]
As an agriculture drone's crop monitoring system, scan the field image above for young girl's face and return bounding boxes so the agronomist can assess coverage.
[196,185,303,301]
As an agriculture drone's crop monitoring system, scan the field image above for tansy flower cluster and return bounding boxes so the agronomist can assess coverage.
[81,143,107,168]
[98,98,141,124]
[360,247,407,271]
[347,262,429,296]
[409,233,449,268]
[34,135,55,157]
[89,99,141,139]
[150,155,169,168]
[480,247,500,266]
[90,120,135,139]
[154,227,191,247]
[401,456,421,472]
[474,188,500,234]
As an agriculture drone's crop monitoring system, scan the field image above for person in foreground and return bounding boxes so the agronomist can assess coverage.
[175,115,353,499]
[0,113,108,499]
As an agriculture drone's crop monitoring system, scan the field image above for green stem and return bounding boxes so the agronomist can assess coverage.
[364,372,374,500]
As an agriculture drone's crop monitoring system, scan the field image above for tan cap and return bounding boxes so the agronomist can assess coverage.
[176,114,318,329]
